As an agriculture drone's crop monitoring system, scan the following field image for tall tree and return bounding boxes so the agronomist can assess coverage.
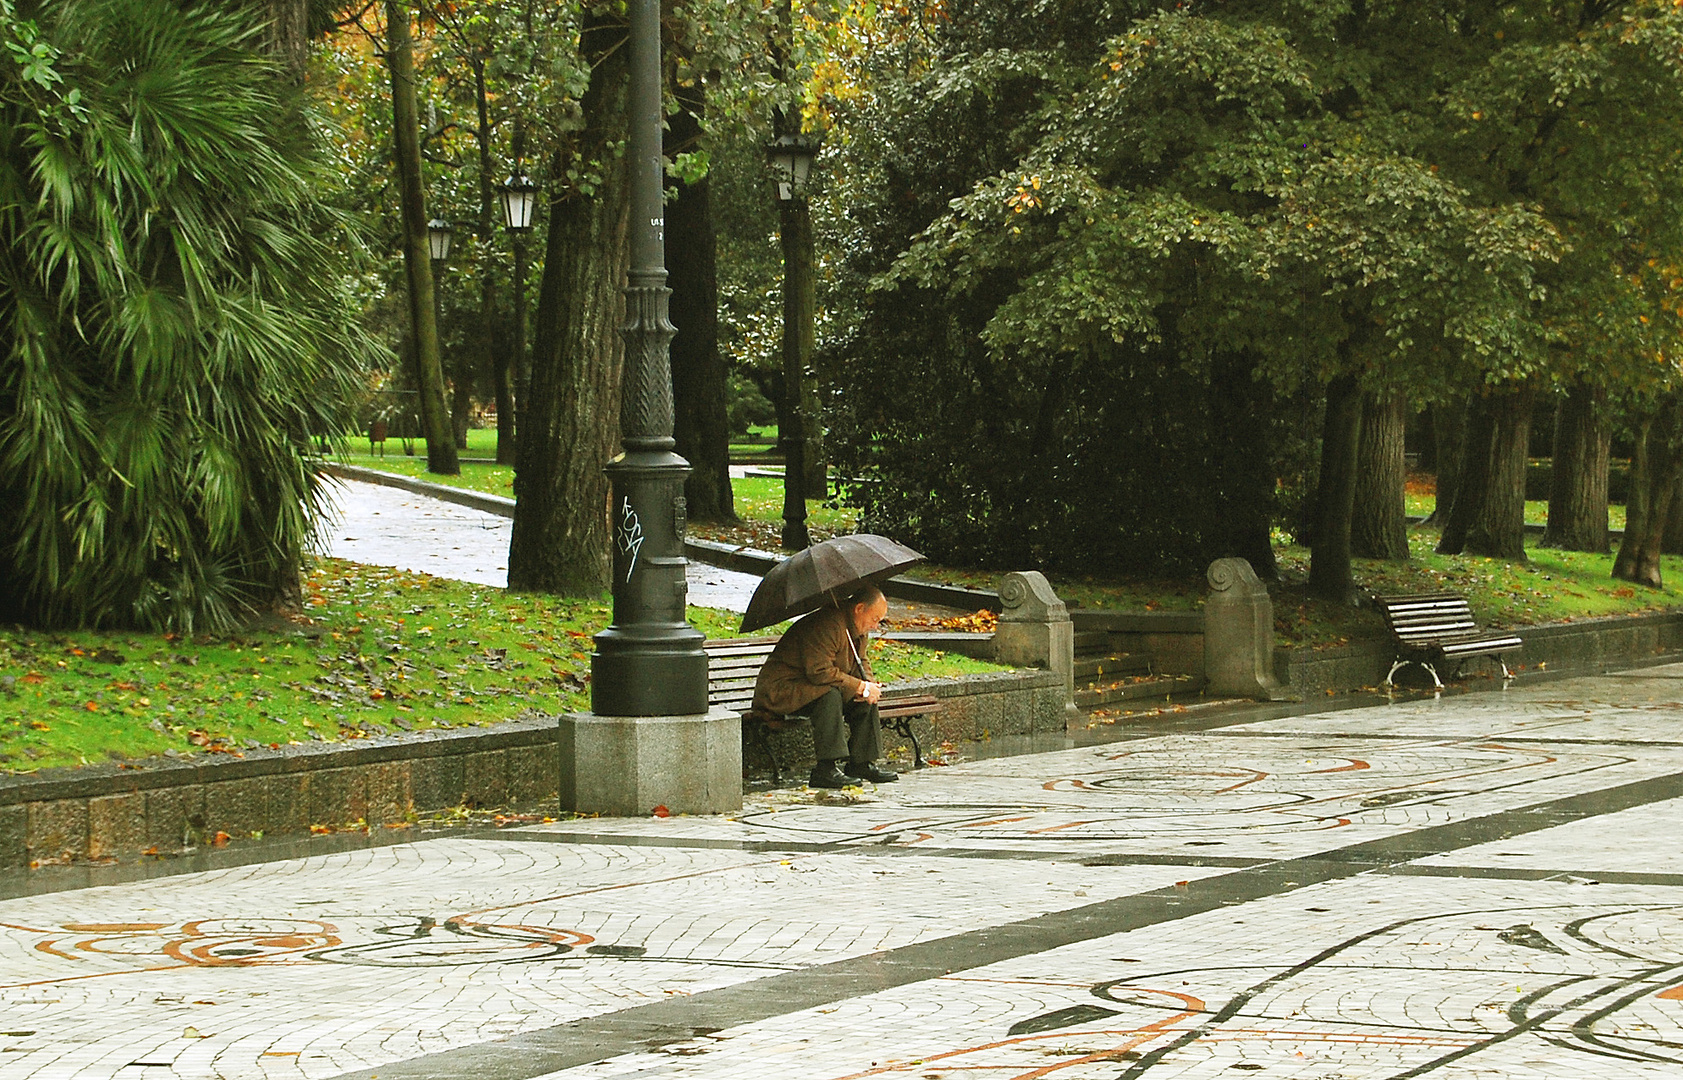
[384,0,457,475]
[507,11,629,593]
[668,84,736,522]
[1425,398,1467,527]
[1351,389,1409,561]
[1544,381,1611,552]
[1461,384,1534,560]
[1308,374,1363,602]
[1615,393,1683,588]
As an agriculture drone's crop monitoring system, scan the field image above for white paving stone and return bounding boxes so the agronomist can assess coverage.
[8,666,1683,1078]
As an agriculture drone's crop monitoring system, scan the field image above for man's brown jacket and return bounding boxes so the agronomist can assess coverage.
[750,605,874,716]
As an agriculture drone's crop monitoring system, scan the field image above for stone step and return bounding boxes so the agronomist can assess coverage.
[1073,654,1151,680]
[1074,675,1196,709]
[1073,630,1110,654]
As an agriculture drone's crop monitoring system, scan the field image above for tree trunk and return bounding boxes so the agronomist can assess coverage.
[265,0,310,81]
[1425,398,1467,526]
[1208,350,1276,578]
[450,375,472,449]
[1351,388,1409,560]
[1663,473,1683,555]
[468,57,514,468]
[667,87,735,522]
[507,13,628,594]
[1438,394,1495,554]
[1543,380,1610,552]
[1615,397,1683,587]
[1462,384,1533,560]
[385,0,458,476]
[1309,373,1362,602]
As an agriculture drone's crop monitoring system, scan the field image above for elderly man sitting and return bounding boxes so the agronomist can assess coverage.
[750,584,900,789]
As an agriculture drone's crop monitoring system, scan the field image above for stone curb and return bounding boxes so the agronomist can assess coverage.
[0,667,1065,870]
[0,715,556,808]
[320,463,516,517]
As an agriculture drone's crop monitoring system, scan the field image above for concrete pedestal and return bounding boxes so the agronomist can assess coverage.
[558,707,742,816]
[1204,558,1285,701]
[992,571,1082,722]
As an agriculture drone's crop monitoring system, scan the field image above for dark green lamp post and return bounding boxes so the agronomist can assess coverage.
[768,132,820,551]
[589,0,709,717]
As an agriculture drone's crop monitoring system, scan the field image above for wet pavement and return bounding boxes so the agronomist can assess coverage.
[8,666,1683,1077]
[313,478,765,611]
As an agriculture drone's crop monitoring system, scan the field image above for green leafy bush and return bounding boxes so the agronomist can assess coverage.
[0,0,377,630]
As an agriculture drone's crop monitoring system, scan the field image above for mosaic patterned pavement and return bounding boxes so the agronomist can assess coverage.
[9,667,1683,1078]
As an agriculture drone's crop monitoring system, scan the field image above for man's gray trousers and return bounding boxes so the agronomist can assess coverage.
[791,688,881,763]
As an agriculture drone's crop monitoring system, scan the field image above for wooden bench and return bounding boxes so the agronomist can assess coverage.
[705,636,943,784]
[1372,593,1523,689]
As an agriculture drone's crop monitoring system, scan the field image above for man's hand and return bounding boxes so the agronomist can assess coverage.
[855,681,883,704]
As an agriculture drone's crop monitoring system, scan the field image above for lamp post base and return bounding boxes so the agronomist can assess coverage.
[558,707,742,816]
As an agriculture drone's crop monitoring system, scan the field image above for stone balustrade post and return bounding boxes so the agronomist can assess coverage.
[1204,558,1283,700]
[991,571,1081,721]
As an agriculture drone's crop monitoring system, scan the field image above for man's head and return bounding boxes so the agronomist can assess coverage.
[843,584,888,634]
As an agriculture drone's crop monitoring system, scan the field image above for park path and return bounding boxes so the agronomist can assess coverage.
[7,666,1683,1077]
[313,476,764,611]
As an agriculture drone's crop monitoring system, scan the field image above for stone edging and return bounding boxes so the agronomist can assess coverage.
[0,714,560,870]
[1,668,1063,870]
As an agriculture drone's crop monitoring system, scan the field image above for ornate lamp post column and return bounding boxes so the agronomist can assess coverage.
[587,0,709,718]
[559,0,737,818]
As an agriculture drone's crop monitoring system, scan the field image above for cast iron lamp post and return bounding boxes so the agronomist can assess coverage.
[589,0,708,717]
[497,171,536,461]
[768,133,820,551]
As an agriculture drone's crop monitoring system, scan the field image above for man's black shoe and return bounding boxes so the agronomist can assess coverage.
[844,762,899,783]
[809,761,850,789]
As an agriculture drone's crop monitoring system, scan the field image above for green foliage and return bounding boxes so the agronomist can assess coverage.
[824,0,1683,574]
[0,0,377,631]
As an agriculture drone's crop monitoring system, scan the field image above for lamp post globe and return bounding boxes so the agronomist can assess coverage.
[498,173,538,233]
[426,218,454,262]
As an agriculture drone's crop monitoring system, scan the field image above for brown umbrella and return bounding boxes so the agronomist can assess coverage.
[740,534,925,633]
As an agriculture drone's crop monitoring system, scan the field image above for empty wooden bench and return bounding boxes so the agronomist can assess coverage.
[705,636,943,784]
[1372,593,1523,689]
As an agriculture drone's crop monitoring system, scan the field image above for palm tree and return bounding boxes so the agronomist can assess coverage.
[0,0,378,630]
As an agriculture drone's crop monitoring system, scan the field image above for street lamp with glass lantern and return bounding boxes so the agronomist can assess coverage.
[496,173,537,465]
[497,172,538,232]
[426,218,454,262]
[767,132,820,551]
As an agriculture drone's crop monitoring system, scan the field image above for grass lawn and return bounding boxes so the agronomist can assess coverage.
[0,558,1009,775]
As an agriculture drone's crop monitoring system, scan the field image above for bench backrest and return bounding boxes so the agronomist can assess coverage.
[1373,593,1478,642]
[704,637,778,714]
